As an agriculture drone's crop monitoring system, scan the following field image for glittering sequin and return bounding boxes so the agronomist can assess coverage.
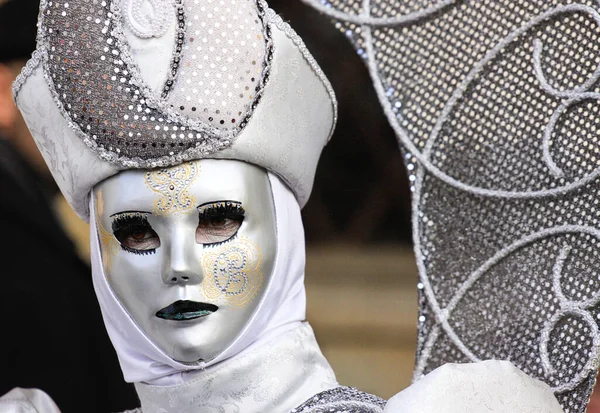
[303,0,600,412]
[166,0,267,129]
[291,387,386,413]
[34,0,272,167]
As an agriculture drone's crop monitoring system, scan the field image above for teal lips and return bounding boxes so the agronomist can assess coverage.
[156,300,219,321]
[171,310,213,320]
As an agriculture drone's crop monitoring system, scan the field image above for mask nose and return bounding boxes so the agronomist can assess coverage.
[163,222,204,286]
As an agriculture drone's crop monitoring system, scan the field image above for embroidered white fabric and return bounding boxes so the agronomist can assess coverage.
[0,361,564,412]
[133,323,339,413]
[300,0,600,412]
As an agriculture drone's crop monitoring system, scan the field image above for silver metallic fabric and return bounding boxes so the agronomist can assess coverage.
[301,0,600,412]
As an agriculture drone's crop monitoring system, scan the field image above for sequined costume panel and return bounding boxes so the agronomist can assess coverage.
[292,387,386,413]
[300,0,600,412]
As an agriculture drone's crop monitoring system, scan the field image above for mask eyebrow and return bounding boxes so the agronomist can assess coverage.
[196,201,245,214]
[110,212,153,234]
[110,210,153,218]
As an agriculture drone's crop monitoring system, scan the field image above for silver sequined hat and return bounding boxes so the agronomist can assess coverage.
[12,0,336,219]
[302,0,600,412]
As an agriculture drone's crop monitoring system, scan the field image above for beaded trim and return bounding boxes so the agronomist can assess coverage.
[161,0,185,99]
[292,387,386,413]
[11,49,43,103]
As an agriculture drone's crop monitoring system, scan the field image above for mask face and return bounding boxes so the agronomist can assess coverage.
[94,159,277,363]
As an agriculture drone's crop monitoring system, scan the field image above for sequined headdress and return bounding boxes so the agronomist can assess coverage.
[302,0,600,412]
[12,0,336,219]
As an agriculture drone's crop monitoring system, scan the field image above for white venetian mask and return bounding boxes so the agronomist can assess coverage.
[93,159,277,363]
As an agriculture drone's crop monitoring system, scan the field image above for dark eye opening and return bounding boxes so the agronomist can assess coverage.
[111,212,160,255]
[196,201,245,245]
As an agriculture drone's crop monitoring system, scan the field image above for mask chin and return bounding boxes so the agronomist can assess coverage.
[93,159,277,364]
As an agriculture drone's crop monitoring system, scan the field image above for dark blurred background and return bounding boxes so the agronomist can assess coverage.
[271,1,413,245]
[269,1,418,398]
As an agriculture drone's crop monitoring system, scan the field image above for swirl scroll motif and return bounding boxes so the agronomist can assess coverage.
[144,162,198,216]
[539,245,600,392]
[360,3,600,199]
[398,4,600,409]
[124,0,173,39]
[534,31,600,179]
[413,225,600,393]
[300,0,457,26]
[201,237,263,308]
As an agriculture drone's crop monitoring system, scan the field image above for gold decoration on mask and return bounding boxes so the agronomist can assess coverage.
[97,218,119,271]
[201,237,263,307]
[144,163,199,216]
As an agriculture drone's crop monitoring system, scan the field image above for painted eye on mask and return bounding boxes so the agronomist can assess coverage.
[196,201,245,246]
[111,213,161,255]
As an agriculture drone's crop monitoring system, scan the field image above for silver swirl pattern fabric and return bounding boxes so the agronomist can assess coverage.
[301,0,600,412]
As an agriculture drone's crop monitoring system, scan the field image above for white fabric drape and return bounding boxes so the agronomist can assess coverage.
[0,388,61,413]
[384,361,564,413]
[134,323,338,413]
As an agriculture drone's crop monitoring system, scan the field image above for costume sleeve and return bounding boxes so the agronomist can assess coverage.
[383,360,564,413]
[0,388,61,413]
